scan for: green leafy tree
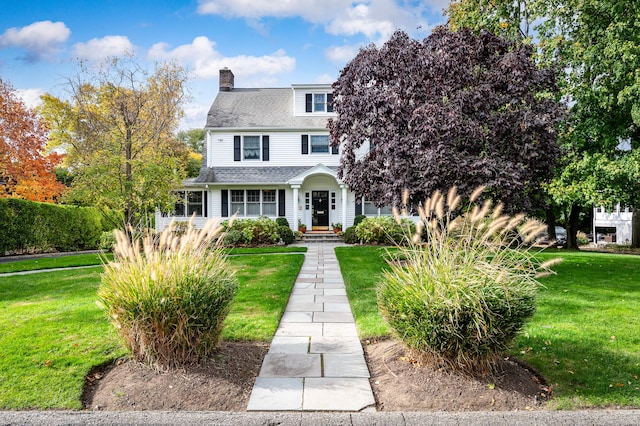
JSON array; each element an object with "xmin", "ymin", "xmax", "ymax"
[
  {"xmin": 177, "ymin": 128, "xmax": 205, "ymax": 153},
  {"xmin": 447, "ymin": 0, "xmax": 640, "ymax": 247},
  {"xmin": 177, "ymin": 129, "xmax": 205, "ymax": 178},
  {"xmin": 40, "ymin": 56, "xmax": 190, "ymax": 231},
  {"xmin": 329, "ymin": 27, "xmax": 563, "ymax": 212}
]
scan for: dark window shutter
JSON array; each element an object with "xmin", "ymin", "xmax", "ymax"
[
  {"xmin": 262, "ymin": 135, "xmax": 269, "ymax": 161},
  {"xmin": 327, "ymin": 93, "xmax": 333, "ymax": 112},
  {"xmin": 278, "ymin": 189, "xmax": 286, "ymax": 217},
  {"xmin": 203, "ymin": 191, "xmax": 208, "ymax": 217},
  {"xmin": 221, "ymin": 189, "xmax": 228, "ymax": 217},
  {"xmin": 305, "ymin": 94, "xmax": 312, "ymax": 112},
  {"xmin": 331, "ymin": 143, "xmax": 339, "ymax": 155},
  {"xmin": 301, "ymin": 135, "xmax": 309, "ymax": 154},
  {"xmin": 355, "ymin": 201, "xmax": 362, "ymax": 216},
  {"xmin": 233, "ymin": 136, "xmax": 241, "ymax": 161}
]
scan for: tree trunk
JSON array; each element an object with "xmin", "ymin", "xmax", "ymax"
[
  {"xmin": 632, "ymin": 209, "xmax": 640, "ymax": 248},
  {"xmin": 545, "ymin": 208, "xmax": 556, "ymax": 240},
  {"xmin": 566, "ymin": 204, "xmax": 581, "ymax": 249}
]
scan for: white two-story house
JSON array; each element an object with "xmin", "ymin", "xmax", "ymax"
[{"xmin": 157, "ymin": 68, "xmax": 382, "ymax": 232}]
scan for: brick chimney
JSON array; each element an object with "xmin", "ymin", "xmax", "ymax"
[{"xmin": 219, "ymin": 68, "xmax": 234, "ymax": 92}]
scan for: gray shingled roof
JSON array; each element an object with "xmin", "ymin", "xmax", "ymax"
[
  {"xmin": 195, "ymin": 166, "xmax": 337, "ymax": 184},
  {"xmin": 204, "ymin": 88, "xmax": 329, "ymax": 129}
]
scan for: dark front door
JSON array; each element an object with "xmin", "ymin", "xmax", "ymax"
[{"xmin": 312, "ymin": 191, "xmax": 329, "ymax": 230}]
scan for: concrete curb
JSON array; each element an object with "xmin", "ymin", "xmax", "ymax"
[{"xmin": 1, "ymin": 409, "xmax": 639, "ymax": 425}]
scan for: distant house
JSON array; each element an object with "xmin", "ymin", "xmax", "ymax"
[
  {"xmin": 157, "ymin": 69, "xmax": 386, "ymax": 232},
  {"xmin": 593, "ymin": 204, "xmax": 633, "ymax": 245}
]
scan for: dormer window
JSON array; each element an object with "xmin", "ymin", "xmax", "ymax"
[{"xmin": 305, "ymin": 93, "xmax": 333, "ymax": 113}]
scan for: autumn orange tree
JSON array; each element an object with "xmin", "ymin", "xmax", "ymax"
[{"xmin": 0, "ymin": 78, "xmax": 65, "ymax": 202}]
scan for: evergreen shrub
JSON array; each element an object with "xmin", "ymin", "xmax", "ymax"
[
  {"xmin": 278, "ymin": 225, "xmax": 295, "ymax": 245},
  {"xmin": 0, "ymin": 198, "xmax": 103, "ymax": 254},
  {"xmin": 343, "ymin": 226, "xmax": 358, "ymax": 244},
  {"xmin": 355, "ymin": 216, "xmax": 415, "ymax": 245},
  {"xmin": 275, "ymin": 217, "xmax": 290, "ymax": 228},
  {"xmin": 222, "ymin": 217, "xmax": 283, "ymax": 246}
]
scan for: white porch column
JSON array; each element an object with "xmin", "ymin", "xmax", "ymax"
[
  {"xmin": 341, "ymin": 184, "xmax": 348, "ymax": 228},
  {"xmin": 292, "ymin": 185, "xmax": 300, "ymax": 230}
]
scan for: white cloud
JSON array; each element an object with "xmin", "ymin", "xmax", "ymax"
[
  {"xmin": 325, "ymin": 3, "xmax": 395, "ymax": 39},
  {"xmin": 180, "ymin": 100, "xmax": 211, "ymax": 130},
  {"xmin": 15, "ymin": 88, "xmax": 45, "ymax": 109},
  {"xmin": 0, "ymin": 21, "xmax": 70, "ymax": 61},
  {"xmin": 147, "ymin": 36, "xmax": 295, "ymax": 81},
  {"xmin": 314, "ymin": 73, "xmax": 335, "ymax": 84},
  {"xmin": 325, "ymin": 43, "xmax": 363, "ymax": 63},
  {"xmin": 197, "ymin": 0, "xmax": 345, "ymax": 21},
  {"xmin": 197, "ymin": 0, "xmax": 436, "ymax": 42},
  {"xmin": 73, "ymin": 36, "xmax": 135, "ymax": 61}
]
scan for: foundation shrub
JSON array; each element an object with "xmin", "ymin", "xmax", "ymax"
[
  {"xmin": 377, "ymin": 187, "xmax": 560, "ymax": 375},
  {"xmin": 353, "ymin": 214, "xmax": 366, "ymax": 227},
  {"xmin": 98, "ymin": 219, "xmax": 237, "ymax": 368},
  {"xmin": 278, "ymin": 225, "xmax": 295, "ymax": 245},
  {"xmin": 275, "ymin": 217, "xmax": 290, "ymax": 228},
  {"xmin": 355, "ymin": 216, "xmax": 415, "ymax": 245},
  {"xmin": 222, "ymin": 217, "xmax": 281, "ymax": 246},
  {"xmin": 343, "ymin": 226, "xmax": 358, "ymax": 244}
]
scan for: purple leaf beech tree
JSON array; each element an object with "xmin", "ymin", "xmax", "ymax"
[{"xmin": 329, "ymin": 27, "xmax": 564, "ymax": 212}]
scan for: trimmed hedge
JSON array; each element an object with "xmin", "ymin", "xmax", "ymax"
[{"xmin": 0, "ymin": 198, "xmax": 104, "ymax": 255}]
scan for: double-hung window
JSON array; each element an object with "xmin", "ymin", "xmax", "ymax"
[
  {"xmin": 305, "ymin": 93, "xmax": 333, "ymax": 113},
  {"xmin": 363, "ymin": 198, "xmax": 392, "ymax": 216},
  {"xmin": 234, "ymin": 135, "xmax": 269, "ymax": 161},
  {"xmin": 243, "ymin": 136, "xmax": 260, "ymax": 160},
  {"xmin": 262, "ymin": 189, "xmax": 277, "ymax": 216},
  {"xmin": 311, "ymin": 135, "xmax": 329, "ymax": 153},
  {"xmin": 229, "ymin": 189, "xmax": 278, "ymax": 217},
  {"xmin": 168, "ymin": 190, "xmax": 206, "ymax": 217},
  {"xmin": 231, "ymin": 190, "xmax": 245, "ymax": 215},
  {"xmin": 302, "ymin": 134, "xmax": 338, "ymax": 155},
  {"xmin": 246, "ymin": 190, "xmax": 261, "ymax": 215}
]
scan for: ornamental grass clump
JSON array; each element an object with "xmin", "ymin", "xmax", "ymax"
[
  {"xmin": 377, "ymin": 187, "xmax": 560, "ymax": 375},
  {"xmin": 98, "ymin": 218, "xmax": 237, "ymax": 368}
]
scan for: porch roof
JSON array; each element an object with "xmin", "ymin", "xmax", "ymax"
[{"xmin": 194, "ymin": 166, "xmax": 339, "ymax": 185}]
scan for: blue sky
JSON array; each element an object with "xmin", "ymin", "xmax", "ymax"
[{"xmin": 0, "ymin": 0, "xmax": 448, "ymax": 130}]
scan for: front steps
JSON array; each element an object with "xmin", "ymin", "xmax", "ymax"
[{"xmin": 299, "ymin": 231, "xmax": 343, "ymax": 243}]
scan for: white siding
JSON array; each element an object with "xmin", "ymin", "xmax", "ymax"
[
  {"xmin": 207, "ymin": 131, "xmax": 341, "ymax": 168},
  {"xmin": 593, "ymin": 204, "xmax": 633, "ymax": 244}
]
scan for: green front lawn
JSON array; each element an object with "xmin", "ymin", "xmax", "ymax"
[
  {"xmin": 0, "ymin": 250, "xmax": 303, "ymax": 409},
  {"xmin": 0, "ymin": 253, "xmax": 111, "ymax": 274},
  {"xmin": 335, "ymin": 246, "xmax": 640, "ymax": 409}
]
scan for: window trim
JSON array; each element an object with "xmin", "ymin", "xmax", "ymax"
[
  {"xmin": 234, "ymin": 134, "xmax": 269, "ymax": 162},
  {"xmin": 228, "ymin": 189, "xmax": 280, "ymax": 217},
  {"xmin": 305, "ymin": 92, "xmax": 333, "ymax": 113},
  {"xmin": 167, "ymin": 190, "xmax": 207, "ymax": 217},
  {"xmin": 362, "ymin": 197, "xmax": 393, "ymax": 216},
  {"xmin": 301, "ymin": 134, "xmax": 337, "ymax": 155},
  {"xmin": 242, "ymin": 135, "xmax": 261, "ymax": 161}
]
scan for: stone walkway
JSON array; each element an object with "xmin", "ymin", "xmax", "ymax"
[{"xmin": 247, "ymin": 242, "xmax": 375, "ymax": 412}]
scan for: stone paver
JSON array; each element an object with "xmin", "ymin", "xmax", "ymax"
[
  {"xmin": 246, "ymin": 378, "xmax": 303, "ymax": 411},
  {"xmin": 303, "ymin": 378, "xmax": 375, "ymax": 411},
  {"xmin": 247, "ymin": 242, "xmax": 375, "ymax": 412}
]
